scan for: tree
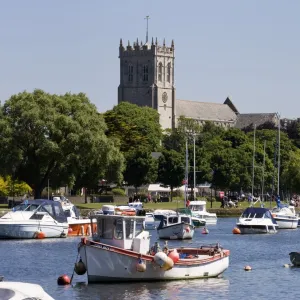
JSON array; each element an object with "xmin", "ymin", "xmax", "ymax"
[
  {"xmin": 158, "ymin": 150, "xmax": 185, "ymax": 201},
  {"xmin": 281, "ymin": 150, "xmax": 300, "ymax": 194},
  {"xmin": 123, "ymin": 147, "xmax": 158, "ymax": 191},
  {"xmin": 284, "ymin": 119, "xmax": 300, "ymax": 148},
  {"xmin": 104, "ymin": 102, "xmax": 162, "ymax": 154},
  {"xmin": 177, "ymin": 116, "xmax": 202, "ymax": 134},
  {"xmin": 0, "ymin": 176, "xmax": 32, "ymax": 197},
  {"xmin": 162, "ymin": 128, "xmax": 186, "ymax": 153},
  {"xmin": 0, "ymin": 90, "xmax": 124, "ymax": 198}
]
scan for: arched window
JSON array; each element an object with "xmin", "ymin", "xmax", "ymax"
[
  {"xmin": 158, "ymin": 62, "xmax": 162, "ymax": 82},
  {"xmin": 143, "ymin": 65, "xmax": 148, "ymax": 82},
  {"xmin": 128, "ymin": 64, "xmax": 133, "ymax": 82},
  {"xmin": 167, "ymin": 63, "xmax": 171, "ymax": 83}
]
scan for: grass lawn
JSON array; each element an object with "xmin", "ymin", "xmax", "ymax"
[{"xmin": 75, "ymin": 200, "xmax": 271, "ymax": 211}]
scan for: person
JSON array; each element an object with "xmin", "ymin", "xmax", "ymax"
[
  {"xmin": 186, "ymin": 199, "xmax": 190, "ymax": 207},
  {"xmin": 147, "ymin": 193, "xmax": 152, "ymax": 203},
  {"xmin": 157, "ymin": 193, "xmax": 161, "ymax": 203}
]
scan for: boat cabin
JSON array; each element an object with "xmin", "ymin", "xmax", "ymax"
[
  {"xmin": 157, "ymin": 214, "xmax": 193, "ymax": 229},
  {"xmin": 12, "ymin": 200, "xmax": 67, "ymax": 223},
  {"xmin": 272, "ymin": 205, "xmax": 296, "ymax": 216},
  {"xmin": 241, "ymin": 207, "xmax": 276, "ymax": 222},
  {"xmin": 189, "ymin": 201, "xmax": 207, "ymax": 212},
  {"xmin": 91, "ymin": 215, "xmax": 150, "ymax": 254}
]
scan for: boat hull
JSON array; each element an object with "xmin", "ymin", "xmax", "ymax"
[
  {"xmin": 68, "ymin": 220, "xmax": 97, "ymax": 236},
  {"xmin": 273, "ymin": 217, "xmax": 298, "ymax": 229},
  {"xmin": 157, "ymin": 223, "xmax": 194, "ymax": 239},
  {"xmin": 192, "ymin": 218, "xmax": 206, "ymax": 227},
  {"xmin": 192, "ymin": 214, "xmax": 217, "ymax": 225},
  {"xmin": 145, "ymin": 223, "xmax": 157, "ymax": 230},
  {"xmin": 0, "ymin": 222, "xmax": 68, "ymax": 239},
  {"xmin": 78, "ymin": 241, "xmax": 229, "ymax": 282},
  {"xmin": 289, "ymin": 252, "xmax": 300, "ymax": 266},
  {"xmin": 237, "ymin": 224, "xmax": 278, "ymax": 234}
]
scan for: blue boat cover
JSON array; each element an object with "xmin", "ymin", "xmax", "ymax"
[
  {"xmin": 242, "ymin": 207, "xmax": 276, "ymax": 224},
  {"xmin": 19, "ymin": 199, "xmax": 67, "ymax": 223}
]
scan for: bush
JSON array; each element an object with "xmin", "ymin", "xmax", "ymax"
[
  {"xmin": 205, "ymin": 197, "xmax": 216, "ymax": 202},
  {"xmin": 111, "ymin": 188, "xmax": 126, "ymax": 196}
]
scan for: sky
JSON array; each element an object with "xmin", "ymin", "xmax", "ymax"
[{"xmin": 0, "ymin": 0, "xmax": 299, "ymax": 118}]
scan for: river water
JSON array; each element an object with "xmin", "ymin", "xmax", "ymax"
[{"xmin": 1, "ymin": 218, "xmax": 299, "ymax": 300}]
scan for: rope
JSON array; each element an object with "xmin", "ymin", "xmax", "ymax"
[{"xmin": 70, "ymin": 251, "xmax": 80, "ymax": 285}]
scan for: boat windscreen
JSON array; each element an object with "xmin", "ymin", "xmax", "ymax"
[
  {"xmin": 181, "ymin": 216, "xmax": 190, "ymax": 224},
  {"xmin": 190, "ymin": 205, "xmax": 204, "ymax": 212},
  {"xmin": 13, "ymin": 204, "xmax": 40, "ymax": 211}
]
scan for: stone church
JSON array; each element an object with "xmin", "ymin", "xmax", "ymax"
[{"xmin": 118, "ymin": 38, "xmax": 278, "ymax": 130}]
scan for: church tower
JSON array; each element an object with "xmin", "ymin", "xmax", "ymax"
[{"xmin": 118, "ymin": 38, "xmax": 176, "ymax": 129}]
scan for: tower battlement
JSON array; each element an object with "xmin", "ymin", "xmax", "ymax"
[{"xmin": 119, "ymin": 38, "xmax": 174, "ymax": 57}]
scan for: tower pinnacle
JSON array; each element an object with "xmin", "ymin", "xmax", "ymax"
[{"xmin": 144, "ymin": 16, "xmax": 150, "ymax": 43}]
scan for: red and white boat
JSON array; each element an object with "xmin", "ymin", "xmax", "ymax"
[{"xmin": 76, "ymin": 214, "xmax": 230, "ymax": 282}]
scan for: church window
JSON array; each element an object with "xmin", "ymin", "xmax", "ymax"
[
  {"xmin": 143, "ymin": 64, "xmax": 148, "ymax": 82},
  {"xmin": 162, "ymin": 92, "xmax": 168, "ymax": 103},
  {"xmin": 158, "ymin": 62, "xmax": 162, "ymax": 81},
  {"xmin": 128, "ymin": 64, "xmax": 133, "ymax": 82},
  {"xmin": 167, "ymin": 63, "xmax": 171, "ymax": 82}
]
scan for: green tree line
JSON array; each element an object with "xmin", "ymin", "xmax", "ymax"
[{"xmin": 1, "ymin": 89, "xmax": 300, "ymax": 199}]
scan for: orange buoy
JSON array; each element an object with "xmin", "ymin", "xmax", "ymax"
[
  {"xmin": 244, "ymin": 265, "xmax": 252, "ymax": 271},
  {"xmin": 57, "ymin": 274, "xmax": 71, "ymax": 285},
  {"xmin": 36, "ymin": 231, "xmax": 46, "ymax": 239},
  {"xmin": 185, "ymin": 227, "xmax": 190, "ymax": 233},
  {"xmin": 168, "ymin": 249, "xmax": 179, "ymax": 263},
  {"xmin": 232, "ymin": 227, "xmax": 241, "ymax": 234}
]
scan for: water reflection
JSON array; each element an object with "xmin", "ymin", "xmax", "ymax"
[{"xmin": 65, "ymin": 277, "xmax": 229, "ymax": 300}]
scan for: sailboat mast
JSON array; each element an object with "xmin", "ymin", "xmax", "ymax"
[
  {"xmin": 261, "ymin": 140, "xmax": 266, "ymax": 202},
  {"xmin": 185, "ymin": 138, "xmax": 189, "ymax": 207},
  {"xmin": 251, "ymin": 125, "xmax": 256, "ymax": 203},
  {"xmin": 277, "ymin": 115, "xmax": 280, "ymax": 196}
]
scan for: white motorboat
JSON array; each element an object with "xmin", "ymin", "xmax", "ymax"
[
  {"xmin": 236, "ymin": 207, "xmax": 278, "ymax": 234},
  {"xmin": 189, "ymin": 201, "xmax": 217, "ymax": 224},
  {"xmin": 0, "ymin": 281, "xmax": 54, "ymax": 300},
  {"xmin": 55, "ymin": 197, "xmax": 97, "ymax": 236},
  {"xmin": 271, "ymin": 204, "xmax": 298, "ymax": 229},
  {"xmin": 0, "ymin": 199, "xmax": 69, "ymax": 239},
  {"xmin": 76, "ymin": 214, "xmax": 230, "ymax": 282},
  {"xmin": 128, "ymin": 201, "xmax": 143, "ymax": 211},
  {"xmin": 153, "ymin": 209, "xmax": 177, "ymax": 219},
  {"xmin": 157, "ymin": 214, "xmax": 195, "ymax": 239},
  {"xmin": 145, "ymin": 212, "xmax": 159, "ymax": 230}
]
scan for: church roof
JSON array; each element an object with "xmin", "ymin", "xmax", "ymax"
[
  {"xmin": 235, "ymin": 113, "xmax": 279, "ymax": 129},
  {"xmin": 175, "ymin": 99, "xmax": 237, "ymax": 123}
]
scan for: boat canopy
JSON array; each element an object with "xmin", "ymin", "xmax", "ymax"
[
  {"xmin": 15, "ymin": 199, "xmax": 67, "ymax": 223},
  {"xmin": 241, "ymin": 207, "xmax": 273, "ymax": 219}
]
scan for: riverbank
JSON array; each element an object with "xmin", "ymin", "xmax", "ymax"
[
  {"xmin": 75, "ymin": 201, "xmax": 292, "ymax": 217},
  {"xmin": 1, "ymin": 201, "xmax": 297, "ymax": 218}
]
